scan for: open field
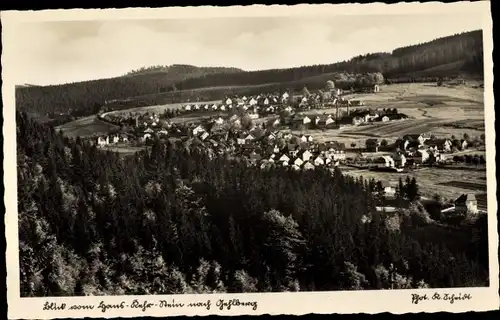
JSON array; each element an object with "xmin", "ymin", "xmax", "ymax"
[
  {"xmin": 292, "ymin": 83, "xmax": 484, "ymax": 145},
  {"xmin": 99, "ymin": 145, "xmax": 148, "ymax": 156},
  {"xmin": 106, "ymin": 100, "xmax": 222, "ymax": 116},
  {"xmin": 55, "ymin": 116, "xmax": 120, "ymax": 138},
  {"xmin": 345, "ymin": 166, "xmax": 487, "ymax": 204}
]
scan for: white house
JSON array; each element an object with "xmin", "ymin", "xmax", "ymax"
[
  {"xmin": 302, "ymin": 150, "xmax": 313, "ymax": 162},
  {"xmin": 249, "ymin": 98, "xmax": 258, "ymax": 106},
  {"xmin": 200, "ymin": 132, "xmax": 209, "ymax": 141},
  {"xmin": 143, "ymin": 133, "xmax": 152, "ymax": 140},
  {"xmin": 282, "ymin": 92, "xmax": 289, "ymax": 101},
  {"xmin": 111, "ymin": 135, "xmax": 120, "ymax": 143},
  {"xmin": 314, "ymin": 116, "xmax": 321, "ymax": 125},
  {"xmin": 212, "ymin": 104, "xmax": 218, "ymax": 110},
  {"xmin": 313, "ymin": 156, "xmax": 325, "ymax": 166},
  {"xmin": 381, "ymin": 155, "xmax": 395, "ymax": 167},
  {"xmin": 272, "ymin": 119, "xmax": 280, "ymax": 127},
  {"xmin": 220, "ymin": 105, "xmax": 226, "ymax": 111},
  {"xmin": 144, "ymin": 128, "xmax": 154, "ymax": 133},
  {"xmin": 352, "ymin": 117, "xmax": 364, "ymax": 125},
  {"xmin": 293, "ymin": 158, "xmax": 304, "ymax": 167},
  {"xmin": 303, "ymin": 162, "xmax": 315, "ymax": 170},
  {"xmin": 331, "ymin": 151, "xmax": 346, "ymax": 161},
  {"xmin": 158, "ymin": 129, "xmax": 169, "ymax": 136},
  {"xmin": 245, "ymin": 134, "xmax": 255, "ymax": 141},
  {"xmin": 300, "ymin": 135, "xmax": 308, "ymax": 143},
  {"xmin": 184, "ymin": 104, "xmax": 192, "ymax": 111},
  {"xmin": 303, "ymin": 116, "xmax": 312, "ymax": 125},
  {"xmin": 193, "ymin": 125, "xmax": 205, "ymax": 136},
  {"xmin": 279, "ymin": 154, "xmax": 290, "ymax": 163},
  {"xmin": 381, "ymin": 116, "xmax": 390, "ymax": 122},
  {"xmin": 194, "ymin": 104, "xmax": 200, "ymax": 110},
  {"xmin": 237, "ymin": 138, "xmax": 246, "ymax": 145},
  {"xmin": 417, "ymin": 149, "xmax": 430, "ymax": 163},
  {"xmin": 226, "ymin": 98, "xmax": 232, "ymax": 105},
  {"xmin": 455, "ymin": 194, "xmax": 478, "ymax": 216},
  {"xmin": 325, "ymin": 117, "xmax": 336, "ymax": 126},
  {"xmin": 214, "ymin": 117, "xmax": 224, "ymax": 125},
  {"xmin": 384, "ymin": 187, "xmax": 396, "ymax": 198},
  {"xmin": 97, "ymin": 136, "xmax": 109, "ymax": 146},
  {"xmin": 292, "ymin": 164, "xmax": 301, "ymax": 171}
]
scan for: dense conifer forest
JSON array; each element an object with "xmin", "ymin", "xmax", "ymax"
[
  {"xmin": 17, "ymin": 112, "xmax": 489, "ymax": 296},
  {"xmin": 16, "ymin": 30, "xmax": 483, "ymax": 118}
]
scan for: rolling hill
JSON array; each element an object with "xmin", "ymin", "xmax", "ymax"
[
  {"xmin": 15, "ymin": 64, "xmax": 244, "ymax": 117},
  {"xmin": 16, "ymin": 30, "xmax": 483, "ymax": 118}
]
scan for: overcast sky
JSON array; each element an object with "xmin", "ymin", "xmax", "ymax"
[{"xmin": 10, "ymin": 14, "xmax": 483, "ymax": 86}]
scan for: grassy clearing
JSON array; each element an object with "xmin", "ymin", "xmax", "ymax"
[
  {"xmin": 100, "ymin": 145, "xmax": 147, "ymax": 155},
  {"xmin": 345, "ymin": 166, "xmax": 487, "ymax": 203},
  {"xmin": 56, "ymin": 116, "xmax": 120, "ymax": 138}
]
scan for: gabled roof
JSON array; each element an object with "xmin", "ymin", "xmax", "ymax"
[{"xmin": 455, "ymin": 193, "xmax": 477, "ymax": 203}]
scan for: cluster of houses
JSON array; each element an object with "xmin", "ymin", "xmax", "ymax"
[
  {"xmin": 185, "ymin": 118, "xmax": 348, "ymax": 171},
  {"xmin": 96, "ymin": 133, "xmax": 129, "ymax": 146},
  {"xmin": 355, "ymin": 132, "xmax": 471, "ymax": 172}
]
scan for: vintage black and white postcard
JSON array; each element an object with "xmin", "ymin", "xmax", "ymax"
[{"xmin": 2, "ymin": 2, "xmax": 498, "ymax": 319}]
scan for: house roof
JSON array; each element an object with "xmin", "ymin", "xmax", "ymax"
[{"xmin": 455, "ymin": 193, "xmax": 477, "ymax": 203}]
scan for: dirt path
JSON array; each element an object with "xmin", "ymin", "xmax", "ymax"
[{"xmin": 418, "ymin": 108, "xmax": 432, "ymax": 118}]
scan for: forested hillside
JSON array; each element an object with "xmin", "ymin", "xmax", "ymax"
[
  {"xmin": 16, "ymin": 30, "xmax": 483, "ymax": 121},
  {"xmin": 17, "ymin": 111, "xmax": 489, "ymax": 296},
  {"xmin": 173, "ymin": 30, "xmax": 483, "ymax": 90},
  {"xmin": 15, "ymin": 65, "xmax": 243, "ymax": 117}
]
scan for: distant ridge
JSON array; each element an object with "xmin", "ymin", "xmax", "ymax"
[
  {"xmin": 16, "ymin": 84, "xmax": 40, "ymax": 88},
  {"xmin": 16, "ymin": 29, "xmax": 483, "ymax": 117}
]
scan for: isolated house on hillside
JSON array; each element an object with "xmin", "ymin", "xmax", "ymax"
[
  {"xmin": 352, "ymin": 116, "xmax": 364, "ymax": 126},
  {"xmin": 455, "ymin": 194, "xmax": 478, "ymax": 216}
]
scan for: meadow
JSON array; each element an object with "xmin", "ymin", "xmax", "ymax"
[
  {"xmin": 290, "ymin": 82, "xmax": 485, "ymax": 146},
  {"xmin": 345, "ymin": 166, "xmax": 487, "ymax": 207},
  {"xmin": 55, "ymin": 115, "xmax": 120, "ymax": 138}
]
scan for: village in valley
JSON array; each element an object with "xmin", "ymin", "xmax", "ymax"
[
  {"xmin": 13, "ymin": 10, "xmax": 491, "ymax": 298},
  {"xmin": 78, "ymin": 77, "xmax": 487, "ymax": 224}
]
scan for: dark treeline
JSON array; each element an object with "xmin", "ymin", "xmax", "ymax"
[
  {"xmin": 124, "ymin": 64, "xmax": 243, "ymax": 77},
  {"xmin": 17, "ymin": 111, "xmax": 488, "ymax": 296},
  {"xmin": 173, "ymin": 30, "xmax": 483, "ymax": 89},
  {"xmin": 17, "ymin": 30, "xmax": 483, "ymax": 118},
  {"xmin": 15, "ymin": 65, "xmax": 242, "ymax": 116}
]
